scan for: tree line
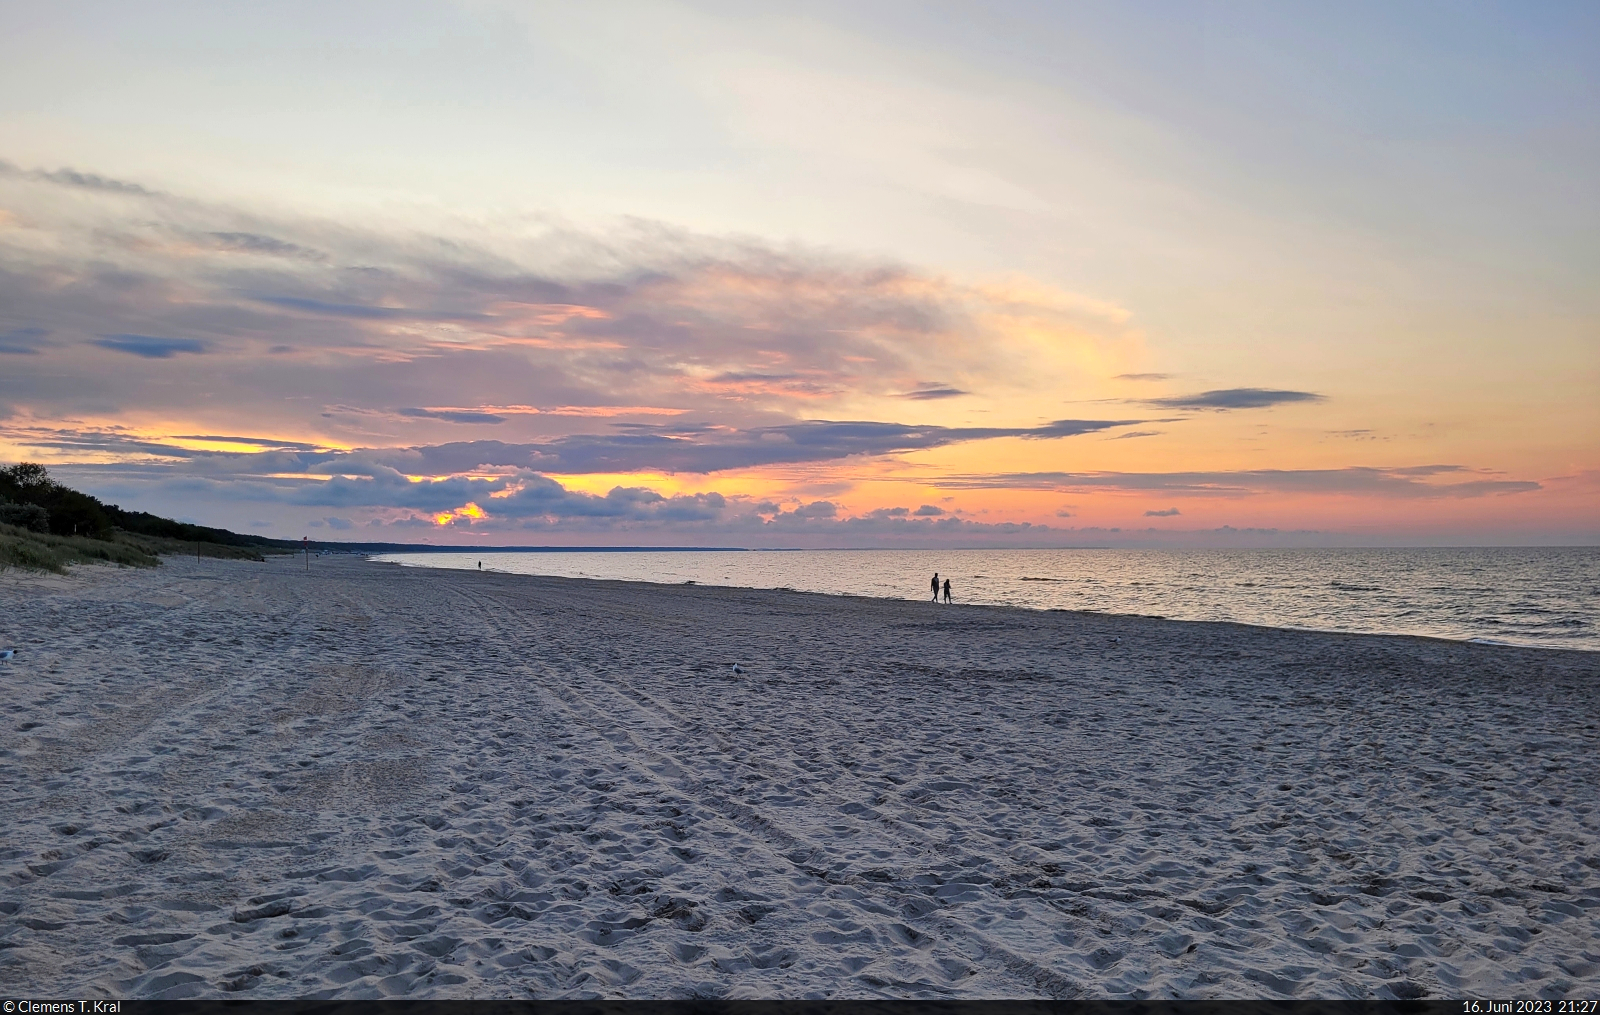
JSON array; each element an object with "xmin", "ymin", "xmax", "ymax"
[{"xmin": 0, "ymin": 463, "xmax": 292, "ymax": 548}]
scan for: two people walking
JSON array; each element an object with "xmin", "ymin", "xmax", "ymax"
[{"xmin": 930, "ymin": 572, "xmax": 952, "ymax": 604}]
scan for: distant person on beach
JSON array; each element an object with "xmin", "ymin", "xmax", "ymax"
[
  {"xmin": 931, "ymin": 572, "xmax": 940, "ymax": 601},
  {"xmin": 478, "ymin": 561, "xmax": 482, "ymax": 570},
  {"xmin": 943, "ymin": 578, "xmax": 952, "ymax": 603}
]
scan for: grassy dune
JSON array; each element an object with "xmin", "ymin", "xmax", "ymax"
[{"xmin": 0, "ymin": 522, "xmax": 281, "ymax": 573}]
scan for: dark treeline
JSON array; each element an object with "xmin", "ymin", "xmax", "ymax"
[{"xmin": 0, "ymin": 462, "xmax": 294, "ymax": 549}]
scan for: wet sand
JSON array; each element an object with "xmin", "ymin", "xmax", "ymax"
[{"xmin": 1, "ymin": 554, "xmax": 1596, "ymax": 999}]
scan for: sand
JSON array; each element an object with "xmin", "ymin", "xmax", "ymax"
[{"xmin": 1, "ymin": 554, "xmax": 1596, "ymax": 1000}]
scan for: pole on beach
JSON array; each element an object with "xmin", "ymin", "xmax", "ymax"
[{"xmin": 303, "ymin": 536, "xmax": 309, "ymax": 572}]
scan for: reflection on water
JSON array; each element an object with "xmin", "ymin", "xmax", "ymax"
[{"xmin": 374, "ymin": 546, "xmax": 1599, "ymax": 651}]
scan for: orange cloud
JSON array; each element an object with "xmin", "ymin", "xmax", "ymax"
[{"xmin": 433, "ymin": 501, "xmax": 487, "ymax": 526}]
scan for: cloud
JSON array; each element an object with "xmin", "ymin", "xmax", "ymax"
[
  {"xmin": 1142, "ymin": 388, "xmax": 1325, "ymax": 410},
  {"xmin": 140, "ymin": 466, "xmax": 736, "ymax": 527},
  {"xmin": 0, "ymin": 327, "xmax": 49, "ymax": 355},
  {"xmin": 0, "ymin": 159, "xmax": 156, "ymax": 196},
  {"xmin": 489, "ymin": 477, "xmax": 731, "ymax": 524},
  {"xmin": 0, "ymin": 161, "xmax": 1565, "ymax": 547},
  {"xmin": 28, "ymin": 423, "xmax": 1540, "ymax": 519},
  {"xmin": 253, "ymin": 295, "xmax": 490, "ymax": 322},
  {"xmin": 900, "ymin": 384, "xmax": 969, "ymax": 400},
  {"xmin": 10, "ymin": 415, "xmax": 1131, "ymax": 479},
  {"xmin": 1107, "ymin": 430, "xmax": 1161, "ymax": 440},
  {"xmin": 171, "ymin": 434, "xmax": 327, "ymax": 452},
  {"xmin": 17, "ymin": 445, "xmax": 1064, "ymax": 541},
  {"xmin": 206, "ymin": 232, "xmax": 326, "ymax": 261},
  {"xmin": 790, "ymin": 500, "xmax": 838, "ymax": 519},
  {"xmin": 1026, "ymin": 420, "xmax": 1135, "ymax": 439},
  {"xmin": 39, "ymin": 168, "xmax": 155, "ymax": 196},
  {"xmin": 1330, "ymin": 429, "xmax": 1386, "ymax": 442},
  {"xmin": 0, "ymin": 425, "xmax": 336, "ymax": 462},
  {"xmin": 938, "ymin": 467, "xmax": 1541, "ymax": 499},
  {"xmin": 0, "ymin": 161, "xmax": 1146, "ymax": 441},
  {"xmin": 0, "ymin": 156, "xmax": 1185, "ymax": 540},
  {"xmin": 93, "ymin": 335, "xmax": 208, "ymax": 358},
  {"xmin": 393, "ymin": 417, "xmax": 1140, "ymax": 474},
  {"xmin": 1, "ymin": 424, "xmax": 236, "ymax": 460},
  {"xmin": 396, "ymin": 407, "xmax": 507, "ymax": 425},
  {"xmin": 1145, "ymin": 507, "xmax": 1181, "ymax": 516},
  {"xmin": 5, "ymin": 414, "xmax": 1139, "ymax": 482},
  {"xmin": 386, "ymin": 404, "xmax": 686, "ymax": 419}
]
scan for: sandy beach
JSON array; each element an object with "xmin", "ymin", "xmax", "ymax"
[{"xmin": 1, "ymin": 555, "xmax": 1596, "ymax": 1000}]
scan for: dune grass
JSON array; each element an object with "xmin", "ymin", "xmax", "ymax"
[
  {"xmin": 0, "ymin": 522, "xmax": 281, "ymax": 574},
  {"xmin": 116, "ymin": 531, "xmax": 280, "ymax": 562}
]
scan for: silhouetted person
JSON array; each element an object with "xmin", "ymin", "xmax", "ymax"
[
  {"xmin": 931, "ymin": 572, "xmax": 940, "ymax": 601},
  {"xmin": 477, "ymin": 561, "xmax": 482, "ymax": 570},
  {"xmin": 943, "ymin": 578, "xmax": 952, "ymax": 603}
]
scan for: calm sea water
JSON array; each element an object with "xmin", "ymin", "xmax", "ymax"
[{"xmin": 373, "ymin": 547, "xmax": 1600, "ymax": 651}]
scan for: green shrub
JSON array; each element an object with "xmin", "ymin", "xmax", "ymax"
[{"xmin": 0, "ymin": 500, "xmax": 49, "ymax": 532}]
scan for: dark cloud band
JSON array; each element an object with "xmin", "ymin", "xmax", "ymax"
[
  {"xmin": 405, "ymin": 418, "xmax": 1139, "ymax": 474},
  {"xmin": 2, "ymin": 416, "xmax": 1139, "ymax": 481},
  {"xmin": 1142, "ymin": 388, "xmax": 1324, "ymax": 410},
  {"xmin": 92, "ymin": 335, "xmax": 208, "ymax": 358}
]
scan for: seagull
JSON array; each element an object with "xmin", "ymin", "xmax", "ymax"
[
  {"xmin": 0, "ymin": 649, "xmax": 15, "ymax": 661},
  {"xmin": 731, "ymin": 663, "xmax": 744, "ymax": 674}
]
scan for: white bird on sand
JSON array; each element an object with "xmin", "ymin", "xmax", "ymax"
[
  {"xmin": 731, "ymin": 663, "xmax": 744, "ymax": 674},
  {"xmin": 0, "ymin": 649, "xmax": 15, "ymax": 661}
]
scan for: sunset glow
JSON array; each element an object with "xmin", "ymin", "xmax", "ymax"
[{"xmin": 1, "ymin": 3, "xmax": 1594, "ymax": 546}]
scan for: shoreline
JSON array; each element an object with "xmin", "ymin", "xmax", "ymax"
[
  {"xmin": 3, "ymin": 554, "xmax": 1597, "ymax": 999},
  {"xmin": 372, "ymin": 553, "xmax": 1600, "ymax": 657}
]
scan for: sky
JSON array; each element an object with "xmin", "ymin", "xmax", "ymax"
[{"xmin": 1, "ymin": 0, "xmax": 1596, "ymax": 547}]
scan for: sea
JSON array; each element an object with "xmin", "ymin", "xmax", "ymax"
[{"xmin": 372, "ymin": 546, "xmax": 1600, "ymax": 652}]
